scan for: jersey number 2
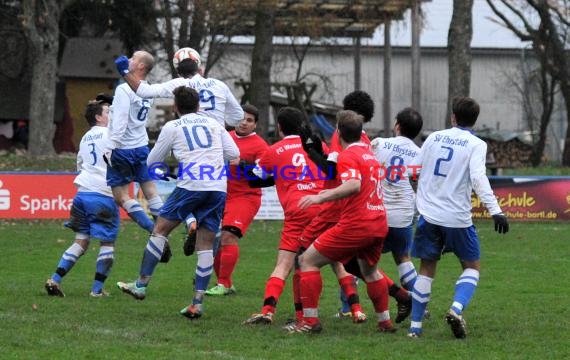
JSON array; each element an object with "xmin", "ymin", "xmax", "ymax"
[{"xmin": 434, "ymin": 146, "xmax": 454, "ymax": 177}]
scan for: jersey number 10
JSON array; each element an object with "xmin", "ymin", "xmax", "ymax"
[{"xmin": 183, "ymin": 125, "xmax": 213, "ymax": 150}]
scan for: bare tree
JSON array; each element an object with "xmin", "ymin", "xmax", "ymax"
[
  {"xmin": 157, "ymin": 0, "xmax": 246, "ymax": 77},
  {"xmin": 446, "ymin": 0, "xmax": 474, "ymax": 128},
  {"xmin": 249, "ymin": 1, "xmax": 276, "ymax": 138},
  {"xmin": 505, "ymin": 56, "xmax": 558, "ymax": 166},
  {"xmin": 20, "ymin": 0, "xmax": 71, "ymax": 157},
  {"xmin": 486, "ymin": 0, "xmax": 570, "ymax": 165}
]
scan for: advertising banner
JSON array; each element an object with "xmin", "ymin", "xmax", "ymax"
[
  {"xmin": 0, "ymin": 172, "xmax": 131, "ymax": 219},
  {"xmin": 1, "ymin": 173, "xmax": 567, "ymax": 221},
  {"xmin": 471, "ymin": 177, "xmax": 570, "ymax": 221}
]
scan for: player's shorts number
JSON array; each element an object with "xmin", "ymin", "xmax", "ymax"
[
  {"xmin": 434, "ymin": 146, "xmax": 454, "ymax": 177},
  {"xmin": 199, "ymin": 90, "xmax": 216, "ymax": 111},
  {"xmin": 183, "ymin": 125, "xmax": 213, "ymax": 150}
]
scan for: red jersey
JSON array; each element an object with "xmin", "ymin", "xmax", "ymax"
[
  {"xmin": 336, "ymin": 142, "xmax": 387, "ymax": 227},
  {"xmin": 257, "ymin": 135, "xmax": 324, "ymax": 219},
  {"xmin": 329, "ymin": 129, "xmax": 371, "ymax": 153},
  {"xmin": 227, "ymin": 131, "xmax": 269, "ymax": 196},
  {"xmin": 318, "ymin": 130, "xmax": 372, "ymax": 221}
]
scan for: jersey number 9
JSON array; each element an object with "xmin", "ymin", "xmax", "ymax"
[{"xmin": 199, "ymin": 90, "xmax": 216, "ymax": 111}]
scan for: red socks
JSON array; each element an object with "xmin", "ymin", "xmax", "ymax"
[
  {"xmin": 300, "ymin": 271, "xmax": 322, "ymax": 325},
  {"xmin": 339, "ymin": 275, "xmax": 363, "ymax": 314},
  {"xmin": 217, "ymin": 244, "xmax": 239, "ymax": 288},
  {"xmin": 261, "ymin": 276, "xmax": 285, "ymax": 314}
]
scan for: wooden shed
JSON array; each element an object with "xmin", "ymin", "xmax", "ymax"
[{"xmin": 58, "ymin": 38, "xmax": 122, "ymax": 147}]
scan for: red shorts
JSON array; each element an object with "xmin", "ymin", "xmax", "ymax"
[
  {"xmin": 222, "ymin": 195, "xmax": 261, "ymax": 237},
  {"xmin": 313, "ymin": 223, "xmax": 386, "ymax": 267},
  {"xmin": 280, "ymin": 206, "xmax": 320, "ymax": 253},
  {"xmin": 299, "ymin": 215, "xmax": 336, "ymax": 248}
]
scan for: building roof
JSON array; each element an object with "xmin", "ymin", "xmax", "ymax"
[
  {"xmin": 59, "ymin": 38, "xmax": 123, "ymax": 79},
  {"xmin": 216, "ymin": 0, "xmax": 430, "ymax": 38}
]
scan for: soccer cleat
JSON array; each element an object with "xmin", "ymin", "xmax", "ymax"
[
  {"xmin": 205, "ymin": 284, "xmax": 236, "ymax": 296},
  {"xmin": 445, "ymin": 309, "xmax": 467, "ymax": 339},
  {"xmin": 242, "ymin": 312, "xmax": 273, "ymax": 325},
  {"xmin": 395, "ymin": 295, "xmax": 412, "ymax": 323},
  {"xmin": 89, "ymin": 290, "xmax": 110, "ymax": 298},
  {"xmin": 116, "ymin": 281, "xmax": 146, "ymax": 300},
  {"xmin": 281, "ymin": 319, "xmax": 298, "ymax": 332},
  {"xmin": 352, "ymin": 310, "xmax": 367, "ymax": 324},
  {"xmin": 160, "ymin": 241, "xmax": 172, "ymax": 263},
  {"xmin": 183, "ymin": 219, "xmax": 198, "ymax": 256},
  {"xmin": 378, "ymin": 325, "xmax": 398, "ymax": 334},
  {"xmin": 333, "ymin": 309, "xmax": 352, "ymax": 319},
  {"xmin": 180, "ymin": 304, "xmax": 203, "ymax": 320},
  {"xmin": 407, "ymin": 331, "xmax": 422, "ymax": 338},
  {"xmin": 45, "ymin": 279, "xmax": 65, "ymax": 297},
  {"xmin": 287, "ymin": 320, "xmax": 323, "ymax": 334}
]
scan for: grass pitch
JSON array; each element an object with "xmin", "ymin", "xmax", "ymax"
[{"xmin": 1, "ymin": 219, "xmax": 569, "ymax": 359}]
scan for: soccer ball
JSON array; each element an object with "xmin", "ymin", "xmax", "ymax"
[{"xmin": 172, "ymin": 47, "xmax": 201, "ymax": 68}]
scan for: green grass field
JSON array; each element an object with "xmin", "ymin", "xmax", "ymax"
[{"xmin": 1, "ymin": 219, "xmax": 569, "ymax": 359}]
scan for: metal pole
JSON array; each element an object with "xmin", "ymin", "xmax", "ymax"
[
  {"xmin": 411, "ymin": 0, "xmax": 421, "ymax": 112},
  {"xmin": 354, "ymin": 36, "xmax": 361, "ymax": 90},
  {"xmin": 383, "ymin": 19, "xmax": 392, "ymax": 137}
]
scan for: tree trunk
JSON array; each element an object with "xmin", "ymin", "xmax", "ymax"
[
  {"xmin": 188, "ymin": 0, "xmax": 206, "ymax": 52},
  {"xmin": 560, "ymin": 82, "xmax": 570, "ymax": 166},
  {"xmin": 249, "ymin": 1, "xmax": 275, "ymax": 138},
  {"xmin": 446, "ymin": 0, "xmax": 474, "ymax": 128},
  {"xmin": 22, "ymin": 0, "xmax": 62, "ymax": 157}
]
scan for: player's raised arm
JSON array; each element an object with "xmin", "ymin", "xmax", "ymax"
[{"xmin": 222, "ymin": 84, "xmax": 245, "ymax": 127}]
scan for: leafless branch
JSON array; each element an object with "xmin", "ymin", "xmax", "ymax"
[{"xmin": 486, "ymin": 0, "xmax": 535, "ymax": 40}]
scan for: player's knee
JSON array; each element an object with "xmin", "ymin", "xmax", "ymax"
[{"xmin": 221, "ymin": 226, "xmax": 242, "ymax": 242}]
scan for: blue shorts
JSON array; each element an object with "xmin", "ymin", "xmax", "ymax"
[
  {"xmin": 159, "ymin": 187, "xmax": 226, "ymax": 233},
  {"xmin": 382, "ymin": 225, "xmax": 413, "ymax": 256},
  {"xmin": 106, "ymin": 146, "xmax": 152, "ymax": 187},
  {"xmin": 411, "ymin": 216, "xmax": 480, "ymax": 262},
  {"xmin": 67, "ymin": 192, "xmax": 120, "ymax": 242}
]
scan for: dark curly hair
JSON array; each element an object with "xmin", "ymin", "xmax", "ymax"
[{"xmin": 342, "ymin": 90, "xmax": 374, "ymax": 123}]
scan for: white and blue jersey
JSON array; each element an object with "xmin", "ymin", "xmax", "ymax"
[
  {"xmin": 135, "ymin": 74, "xmax": 243, "ymax": 127},
  {"xmin": 147, "ymin": 113, "xmax": 240, "ymax": 193},
  {"xmin": 76, "ymin": 126, "xmax": 113, "ymax": 197},
  {"xmin": 107, "ymin": 82, "xmax": 154, "ymax": 187},
  {"xmin": 109, "ymin": 82, "xmax": 153, "ymax": 150},
  {"xmin": 371, "ymin": 136, "xmax": 420, "ymax": 228},
  {"xmin": 148, "ymin": 112, "xmax": 239, "ymax": 230},
  {"xmin": 70, "ymin": 126, "xmax": 119, "ymax": 241},
  {"xmin": 414, "ymin": 126, "xmax": 502, "ymax": 228}
]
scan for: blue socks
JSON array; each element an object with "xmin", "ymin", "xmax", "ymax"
[
  {"xmin": 92, "ymin": 245, "xmax": 114, "ymax": 294},
  {"xmin": 52, "ymin": 242, "xmax": 85, "ymax": 283},
  {"xmin": 451, "ymin": 268, "xmax": 479, "ymax": 315},
  {"xmin": 410, "ymin": 275, "xmax": 433, "ymax": 334},
  {"xmin": 194, "ymin": 250, "xmax": 214, "ymax": 304},
  {"xmin": 139, "ymin": 234, "xmax": 167, "ymax": 281},
  {"xmin": 123, "ymin": 199, "xmax": 154, "ymax": 233}
]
